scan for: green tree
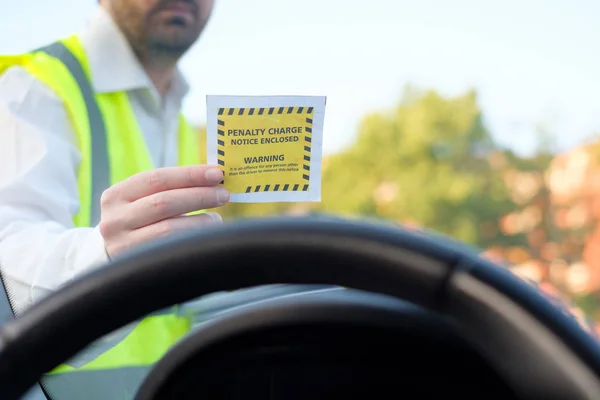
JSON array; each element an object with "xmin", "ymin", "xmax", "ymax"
[
  {"xmin": 205, "ymin": 87, "xmax": 518, "ymax": 249},
  {"xmin": 317, "ymin": 87, "xmax": 517, "ymax": 248}
]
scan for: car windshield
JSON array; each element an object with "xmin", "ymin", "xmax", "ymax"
[{"xmin": 3, "ymin": 1, "xmax": 600, "ymax": 400}]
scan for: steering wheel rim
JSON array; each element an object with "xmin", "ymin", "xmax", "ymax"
[{"xmin": 1, "ymin": 217, "xmax": 600, "ymax": 400}]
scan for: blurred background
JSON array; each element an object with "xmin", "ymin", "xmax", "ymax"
[{"xmin": 3, "ymin": 0, "xmax": 600, "ymax": 330}]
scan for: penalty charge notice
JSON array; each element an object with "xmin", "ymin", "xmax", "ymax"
[{"xmin": 206, "ymin": 95, "xmax": 326, "ymax": 203}]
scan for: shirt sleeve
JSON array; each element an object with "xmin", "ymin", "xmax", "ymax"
[{"xmin": 0, "ymin": 66, "xmax": 110, "ymax": 315}]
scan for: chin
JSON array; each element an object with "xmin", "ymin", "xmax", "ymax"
[
  {"xmin": 148, "ymin": 24, "xmax": 198, "ymax": 50},
  {"xmin": 150, "ymin": 36, "xmax": 197, "ymax": 55}
]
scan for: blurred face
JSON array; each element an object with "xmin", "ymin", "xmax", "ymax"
[{"xmin": 107, "ymin": 0, "xmax": 214, "ymax": 59}]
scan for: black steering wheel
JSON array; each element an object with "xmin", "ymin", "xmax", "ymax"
[{"xmin": 2, "ymin": 217, "xmax": 600, "ymax": 400}]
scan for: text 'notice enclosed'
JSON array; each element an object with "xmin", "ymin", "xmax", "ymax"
[{"xmin": 206, "ymin": 95, "xmax": 326, "ymax": 203}]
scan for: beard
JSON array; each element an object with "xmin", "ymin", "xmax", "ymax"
[
  {"xmin": 113, "ymin": 0, "xmax": 211, "ymax": 62},
  {"xmin": 146, "ymin": 0, "xmax": 204, "ymax": 55}
]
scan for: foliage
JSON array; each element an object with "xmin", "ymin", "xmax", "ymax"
[
  {"xmin": 197, "ymin": 85, "xmax": 600, "ymax": 325},
  {"xmin": 209, "ymin": 87, "xmax": 520, "ymax": 249}
]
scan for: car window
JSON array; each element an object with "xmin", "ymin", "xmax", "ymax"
[{"xmin": 2, "ymin": 1, "xmax": 600, "ymax": 399}]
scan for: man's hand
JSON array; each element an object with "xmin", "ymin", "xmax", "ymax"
[{"xmin": 98, "ymin": 165, "xmax": 229, "ymax": 258}]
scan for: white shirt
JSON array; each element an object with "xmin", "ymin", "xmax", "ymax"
[{"xmin": 0, "ymin": 6, "xmax": 190, "ymax": 314}]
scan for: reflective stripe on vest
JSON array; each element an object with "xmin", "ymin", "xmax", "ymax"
[
  {"xmin": 0, "ymin": 34, "xmax": 202, "ymax": 375},
  {"xmin": 36, "ymin": 42, "xmax": 110, "ymax": 226}
]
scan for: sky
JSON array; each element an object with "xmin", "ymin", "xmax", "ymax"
[{"xmin": 2, "ymin": 0, "xmax": 600, "ymax": 156}]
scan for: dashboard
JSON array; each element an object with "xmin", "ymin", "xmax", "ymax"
[{"xmin": 135, "ymin": 288, "xmax": 517, "ymax": 399}]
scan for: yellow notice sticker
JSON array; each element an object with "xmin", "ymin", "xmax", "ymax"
[{"xmin": 206, "ymin": 95, "xmax": 326, "ymax": 202}]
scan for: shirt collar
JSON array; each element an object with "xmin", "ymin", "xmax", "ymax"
[{"xmin": 78, "ymin": 6, "xmax": 190, "ymax": 100}]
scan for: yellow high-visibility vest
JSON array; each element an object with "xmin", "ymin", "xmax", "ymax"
[{"xmin": 0, "ymin": 34, "xmax": 204, "ymax": 374}]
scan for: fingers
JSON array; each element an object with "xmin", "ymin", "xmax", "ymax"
[
  {"xmin": 124, "ymin": 186, "xmax": 230, "ymax": 229},
  {"xmin": 129, "ymin": 212, "xmax": 223, "ymax": 249},
  {"xmin": 108, "ymin": 165, "xmax": 224, "ymax": 202},
  {"xmin": 99, "ymin": 164, "xmax": 229, "ymax": 259}
]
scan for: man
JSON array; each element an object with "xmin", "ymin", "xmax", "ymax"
[
  {"xmin": 0, "ymin": 0, "xmax": 227, "ymax": 310},
  {"xmin": 0, "ymin": 0, "xmax": 227, "ymax": 387}
]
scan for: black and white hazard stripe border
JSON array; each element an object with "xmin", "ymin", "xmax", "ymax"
[{"xmin": 217, "ymin": 107, "xmax": 314, "ymax": 193}]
